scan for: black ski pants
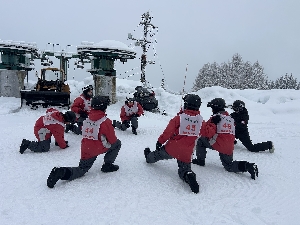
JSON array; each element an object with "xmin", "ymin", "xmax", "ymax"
[
  {"xmin": 196, "ymin": 137, "xmax": 246, "ymax": 173},
  {"xmin": 62, "ymin": 139, "xmax": 121, "ymax": 181},
  {"xmin": 236, "ymin": 129, "xmax": 270, "ymax": 152},
  {"xmin": 27, "ymin": 139, "xmax": 51, "ymax": 153},
  {"xmin": 115, "ymin": 117, "xmax": 138, "ymax": 131},
  {"xmin": 146, "ymin": 146, "xmax": 193, "ymax": 181}
]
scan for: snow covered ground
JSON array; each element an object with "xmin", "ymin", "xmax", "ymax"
[{"xmin": 0, "ymin": 77, "xmax": 300, "ymax": 225}]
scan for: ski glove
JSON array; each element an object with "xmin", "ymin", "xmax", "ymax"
[
  {"xmin": 211, "ymin": 115, "xmax": 221, "ymax": 125},
  {"xmin": 156, "ymin": 141, "xmax": 162, "ymax": 151},
  {"xmin": 79, "ymin": 110, "xmax": 88, "ymax": 119},
  {"xmin": 131, "ymin": 113, "xmax": 139, "ymax": 118}
]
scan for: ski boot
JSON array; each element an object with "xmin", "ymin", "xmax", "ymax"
[
  {"xmin": 185, "ymin": 171, "xmax": 199, "ymax": 194},
  {"xmin": 192, "ymin": 158, "xmax": 205, "ymax": 166},
  {"xmin": 246, "ymin": 163, "xmax": 259, "ymax": 180},
  {"xmin": 268, "ymin": 141, "xmax": 275, "ymax": 153},
  {"xmin": 101, "ymin": 163, "xmax": 119, "ymax": 173},
  {"xmin": 144, "ymin": 148, "xmax": 151, "ymax": 162},
  {"xmin": 20, "ymin": 139, "xmax": 31, "ymax": 154},
  {"xmin": 132, "ymin": 127, "xmax": 137, "ymax": 135},
  {"xmin": 47, "ymin": 167, "xmax": 66, "ymax": 188}
]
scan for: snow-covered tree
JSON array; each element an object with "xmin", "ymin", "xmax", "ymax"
[
  {"xmin": 274, "ymin": 73, "xmax": 298, "ymax": 89},
  {"xmin": 192, "ymin": 53, "xmax": 269, "ymax": 90}
]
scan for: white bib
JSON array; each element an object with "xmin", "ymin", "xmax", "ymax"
[
  {"xmin": 80, "ymin": 96, "xmax": 91, "ymax": 111},
  {"xmin": 124, "ymin": 102, "xmax": 138, "ymax": 116},
  {"xmin": 179, "ymin": 113, "xmax": 203, "ymax": 136},
  {"xmin": 82, "ymin": 117, "xmax": 107, "ymax": 140},
  {"xmin": 216, "ymin": 114, "xmax": 235, "ymax": 135},
  {"xmin": 43, "ymin": 111, "xmax": 64, "ymax": 127}
]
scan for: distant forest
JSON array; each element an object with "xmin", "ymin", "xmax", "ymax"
[{"xmin": 192, "ymin": 53, "xmax": 300, "ymax": 91}]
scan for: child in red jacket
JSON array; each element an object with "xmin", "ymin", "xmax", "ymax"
[
  {"xmin": 47, "ymin": 95, "xmax": 121, "ymax": 188},
  {"xmin": 192, "ymin": 98, "xmax": 259, "ymax": 180},
  {"xmin": 19, "ymin": 109, "xmax": 76, "ymax": 154},
  {"xmin": 144, "ymin": 94, "xmax": 212, "ymax": 193},
  {"xmin": 113, "ymin": 98, "xmax": 144, "ymax": 135},
  {"xmin": 67, "ymin": 85, "xmax": 93, "ymax": 134}
]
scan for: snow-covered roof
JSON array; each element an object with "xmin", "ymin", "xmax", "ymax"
[
  {"xmin": 0, "ymin": 40, "xmax": 38, "ymax": 53},
  {"xmin": 77, "ymin": 40, "xmax": 136, "ymax": 59}
]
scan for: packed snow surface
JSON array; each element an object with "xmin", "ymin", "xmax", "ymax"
[{"xmin": 0, "ymin": 77, "xmax": 299, "ymax": 225}]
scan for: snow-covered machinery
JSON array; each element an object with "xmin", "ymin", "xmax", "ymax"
[{"xmin": 20, "ymin": 67, "xmax": 70, "ymax": 108}]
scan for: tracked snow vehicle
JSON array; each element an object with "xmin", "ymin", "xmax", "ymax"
[
  {"xmin": 20, "ymin": 67, "xmax": 70, "ymax": 108},
  {"xmin": 133, "ymin": 86, "xmax": 158, "ymax": 111}
]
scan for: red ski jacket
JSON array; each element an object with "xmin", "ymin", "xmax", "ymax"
[
  {"xmin": 120, "ymin": 102, "xmax": 144, "ymax": 122},
  {"xmin": 205, "ymin": 111, "xmax": 235, "ymax": 155},
  {"xmin": 158, "ymin": 109, "xmax": 215, "ymax": 163},
  {"xmin": 71, "ymin": 94, "xmax": 91, "ymax": 118},
  {"xmin": 81, "ymin": 109, "xmax": 118, "ymax": 160},
  {"xmin": 34, "ymin": 108, "xmax": 67, "ymax": 149}
]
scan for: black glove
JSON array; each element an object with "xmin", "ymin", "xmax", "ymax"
[
  {"xmin": 79, "ymin": 110, "xmax": 88, "ymax": 118},
  {"xmin": 156, "ymin": 141, "xmax": 162, "ymax": 151},
  {"xmin": 131, "ymin": 113, "xmax": 139, "ymax": 118},
  {"xmin": 123, "ymin": 120, "xmax": 130, "ymax": 128},
  {"xmin": 211, "ymin": 115, "xmax": 221, "ymax": 125},
  {"xmin": 234, "ymin": 140, "xmax": 237, "ymax": 145}
]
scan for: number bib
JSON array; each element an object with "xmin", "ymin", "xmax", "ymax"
[
  {"xmin": 179, "ymin": 113, "xmax": 203, "ymax": 136},
  {"xmin": 43, "ymin": 112, "xmax": 64, "ymax": 127},
  {"xmin": 124, "ymin": 102, "xmax": 138, "ymax": 116},
  {"xmin": 216, "ymin": 114, "xmax": 235, "ymax": 135},
  {"xmin": 82, "ymin": 117, "xmax": 107, "ymax": 140},
  {"xmin": 80, "ymin": 96, "xmax": 91, "ymax": 111}
]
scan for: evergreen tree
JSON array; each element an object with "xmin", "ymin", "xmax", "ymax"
[
  {"xmin": 274, "ymin": 73, "xmax": 298, "ymax": 89},
  {"xmin": 192, "ymin": 53, "xmax": 269, "ymax": 90}
]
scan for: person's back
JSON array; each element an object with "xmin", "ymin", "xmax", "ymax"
[
  {"xmin": 193, "ymin": 97, "xmax": 259, "ymax": 180},
  {"xmin": 144, "ymin": 94, "xmax": 204, "ymax": 193}
]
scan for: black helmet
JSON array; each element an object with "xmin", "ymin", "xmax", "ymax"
[
  {"xmin": 91, "ymin": 95, "xmax": 110, "ymax": 111},
  {"xmin": 232, "ymin": 100, "xmax": 245, "ymax": 112},
  {"xmin": 63, "ymin": 111, "xmax": 76, "ymax": 123},
  {"xmin": 207, "ymin": 98, "xmax": 226, "ymax": 110},
  {"xmin": 182, "ymin": 94, "xmax": 191, "ymax": 101},
  {"xmin": 125, "ymin": 97, "xmax": 134, "ymax": 104},
  {"xmin": 183, "ymin": 94, "xmax": 202, "ymax": 110},
  {"xmin": 82, "ymin": 85, "xmax": 93, "ymax": 98}
]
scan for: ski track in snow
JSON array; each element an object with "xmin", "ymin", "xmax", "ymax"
[{"xmin": 1, "ymin": 84, "xmax": 300, "ymax": 225}]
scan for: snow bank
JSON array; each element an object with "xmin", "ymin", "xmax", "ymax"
[{"xmin": 5, "ymin": 78, "xmax": 300, "ymax": 122}]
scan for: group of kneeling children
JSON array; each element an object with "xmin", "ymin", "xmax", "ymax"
[{"xmin": 19, "ymin": 85, "xmax": 274, "ymax": 193}]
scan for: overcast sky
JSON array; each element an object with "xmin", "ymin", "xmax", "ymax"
[{"xmin": 1, "ymin": 0, "xmax": 299, "ymax": 91}]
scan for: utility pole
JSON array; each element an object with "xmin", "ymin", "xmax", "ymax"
[{"xmin": 128, "ymin": 11, "xmax": 157, "ymax": 87}]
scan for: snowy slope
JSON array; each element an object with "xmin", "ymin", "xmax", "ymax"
[{"xmin": 0, "ymin": 77, "xmax": 300, "ymax": 225}]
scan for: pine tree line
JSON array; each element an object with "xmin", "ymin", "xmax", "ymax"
[{"xmin": 192, "ymin": 53, "xmax": 300, "ymax": 91}]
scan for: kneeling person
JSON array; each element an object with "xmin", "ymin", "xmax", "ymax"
[
  {"xmin": 47, "ymin": 95, "xmax": 121, "ymax": 188},
  {"xmin": 193, "ymin": 98, "xmax": 259, "ymax": 180},
  {"xmin": 19, "ymin": 109, "xmax": 76, "ymax": 154},
  {"xmin": 230, "ymin": 100, "xmax": 274, "ymax": 153},
  {"xmin": 113, "ymin": 98, "xmax": 144, "ymax": 135},
  {"xmin": 144, "ymin": 94, "xmax": 206, "ymax": 194}
]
